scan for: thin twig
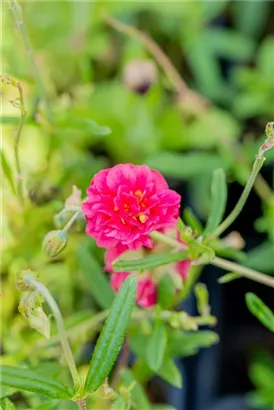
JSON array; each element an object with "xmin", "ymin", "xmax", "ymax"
[
  {"xmin": 212, "ymin": 257, "xmax": 274, "ymax": 288},
  {"xmin": 25, "ymin": 276, "xmax": 81, "ymax": 386},
  {"xmin": 8, "ymin": 0, "xmax": 54, "ymax": 125},
  {"xmin": 1, "ymin": 75, "xmax": 26, "ymax": 205},
  {"xmin": 104, "ymin": 14, "xmax": 207, "ymax": 111},
  {"xmin": 149, "ymin": 232, "xmax": 274, "ymax": 288}
]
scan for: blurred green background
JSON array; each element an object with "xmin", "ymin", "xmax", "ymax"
[{"xmin": 1, "ymin": 1, "xmax": 274, "ymax": 409}]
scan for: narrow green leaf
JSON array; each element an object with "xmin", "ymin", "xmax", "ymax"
[
  {"xmin": 183, "ymin": 208, "xmax": 203, "ymax": 234},
  {"xmin": 113, "ymin": 251, "xmax": 188, "ymax": 272},
  {"xmin": 85, "ymin": 276, "xmax": 137, "ymax": 393},
  {"xmin": 111, "ymin": 396, "xmax": 127, "ymax": 410},
  {"xmin": 167, "ymin": 330, "xmax": 219, "ymax": 357},
  {"xmin": 1, "ymin": 366, "xmax": 73, "ymax": 399},
  {"xmin": 204, "ymin": 168, "xmax": 227, "ymax": 234},
  {"xmin": 147, "ymin": 152, "xmax": 224, "ymax": 180},
  {"xmin": 194, "ymin": 283, "xmax": 210, "ymax": 316},
  {"xmin": 218, "ymin": 272, "xmax": 241, "ymax": 284},
  {"xmin": 0, "ymin": 397, "xmax": 16, "ymax": 410},
  {"xmin": 158, "ymin": 274, "xmax": 176, "ymax": 309},
  {"xmin": 77, "ymin": 245, "xmax": 114, "ymax": 309},
  {"xmin": 146, "ymin": 321, "xmax": 167, "ymax": 371},
  {"xmin": 1, "ymin": 150, "xmax": 16, "ymax": 195},
  {"xmin": 246, "ymin": 293, "xmax": 274, "ymax": 332},
  {"xmin": 121, "ymin": 369, "xmax": 151, "ymax": 410},
  {"xmin": 157, "ymin": 359, "xmax": 182, "ymax": 388}
]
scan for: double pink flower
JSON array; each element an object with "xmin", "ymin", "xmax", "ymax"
[{"xmin": 82, "ymin": 164, "xmax": 190, "ymax": 308}]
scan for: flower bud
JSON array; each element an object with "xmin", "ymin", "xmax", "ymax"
[
  {"xmin": 19, "ymin": 293, "xmax": 50, "ymax": 339},
  {"xmin": 28, "ymin": 307, "xmax": 50, "ymax": 339},
  {"xmin": 123, "ymin": 59, "xmax": 158, "ymax": 94},
  {"xmin": 42, "ymin": 230, "xmax": 68, "ymax": 257},
  {"xmin": 16, "ymin": 270, "xmax": 37, "ymax": 292}
]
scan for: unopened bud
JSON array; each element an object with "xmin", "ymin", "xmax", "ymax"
[
  {"xmin": 19, "ymin": 293, "xmax": 50, "ymax": 339},
  {"xmin": 42, "ymin": 230, "xmax": 68, "ymax": 257},
  {"xmin": 16, "ymin": 270, "xmax": 37, "ymax": 292},
  {"xmin": 194, "ymin": 283, "xmax": 210, "ymax": 316},
  {"xmin": 265, "ymin": 122, "xmax": 274, "ymax": 139},
  {"xmin": 65, "ymin": 185, "xmax": 82, "ymax": 207},
  {"xmin": 28, "ymin": 307, "xmax": 50, "ymax": 339},
  {"xmin": 123, "ymin": 59, "xmax": 157, "ymax": 94},
  {"xmin": 1, "ymin": 74, "xmax": 14, "ymax": 85},
  {"xmin": 223, "ymin": 231, "xmax": 245, "ymax": 250}
]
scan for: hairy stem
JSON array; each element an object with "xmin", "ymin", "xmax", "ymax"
[
  {"xmin": 9, "ymin": 0, "xmax": 54, "ymax": 125},
  {"xmin": 63, "ymin": 210, "xmax": 82, "ymax": 232},
  {"xmin": 25, "ymin": 276, "xmax": 81, "ymax": 386},
  {"xmin": 150, "ymin": 231, "xmax": 274, "ymax": 288},
  {"xmin": 77, "ymin": 399, "xmax": 87, "ymax": 410},
  {"xmin": 212, "ymin": 257, "xmax": 274, "ymax": 288},
  {"xmin": 13, "ymin": 81, "xmax": 26, "ymax": 206},
  {"xmin": 213, "ymin": 155, "xmax": 265, "ymax": 237}
]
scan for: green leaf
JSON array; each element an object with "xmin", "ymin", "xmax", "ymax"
[
  {"xmin": 183, "ymin": 208, "xmax": 203, "ymax": 234},
  {"xmin": 146, "ymin": 321, "xmax": 167, "ymax": 371},
  {"xmin": 157, "ymin": 359, "xmax": 182, "ymax": 388},
  {"xmin": 0, "ymin": 397, "xmax": 16, "ymax": 410},
  {"xmin": 158, "ymin": 274, "xmax": 176, "ymax": 309},
  {"xmin": 246, "ymin": 293, "xmax": 274, "ymax": 332},
  {"xmin": 147, "ymin": 152, "xmax": 224, "ymax": 180},
  {"xmin": 111, "ymin": 396, "xmax": 127, "ymax": 410},
  {"xmin": 83, "ymin": 119, "xmax": 112, "ymax": 137},
  {"xmin": 186, "ymin": 34, "xmax": 227, "ymax": 101},
  {"xmin": 218, "ymin": 272, "xmax": 241, "ymax": 284},
  {"xmin": 205, "ymin": 28, "xmax": 255, "ymax": 61},
  {"xmin": 77, "ymin": 245, "xmax": 114, "ymax": 309},
  {"xmin": 121, "ymin": 369, "xmax": 151, "ymax": 410},
  {"xmin": 1, "ymin": 150, "xmax": 16, "ymax": 195},
  {"xmin": 194, "ymin": 283, "xmax": 210, "ymax": 316},
  {"xmin": 244, "ymin": 242, "xmax": 274, "ymax": 274},
  {"xmin": 113, "ymin": 251, "xmax": 188, "ymax": 272},
  {"xmin": 1, "ymin": 366, "xmax": 73, "ymax": 399},
  {"xmin": 233, "ymin": 1, "xmax": 271, "ymax": 39},
  {"xmin": 257, "ymin": 36, "xmax": 274, "ymax": 84},
  {"xmin": 85, "ymin": 276, "xmax": 137, "ymax": 393},
  {"xmin": 167, "ymin": 330, "xmax": 219, "ymax": 357},
  {"xmin": 204, "ymin": 169, "xmax": 227, "ymax": 234}
]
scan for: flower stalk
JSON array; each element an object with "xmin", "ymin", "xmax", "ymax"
[
  {"xmin": 8, "ymin": 0, "xmax": 54, "ymax": 126},
  {"xmin": 24, "ymin": 275, "xmax": 81, "ymax": 387},
  {"xmin": 1, "ymin": 75, "xmax": 26, "ymax": 205},
  {"xmin": 149, "ymin": 231, "xmax": 274, "ymax": 288}
]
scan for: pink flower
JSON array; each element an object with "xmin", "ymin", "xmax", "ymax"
[
  {"xmin": 82, "ymin": 164, "xmax": 181, "ymax": 250},
  {"xmin": 105, "ymin": 228, "xmax": 190, "ymax": 308},
  {"xmin": 111, "ymin": 272, "xmax": 157, "ymax": 308}
]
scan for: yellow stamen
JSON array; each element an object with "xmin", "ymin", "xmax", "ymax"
[{"xmin": 138, "ymin": 214, "xmax": 147, "ymax": 223}]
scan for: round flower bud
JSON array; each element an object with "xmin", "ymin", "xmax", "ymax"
[
  {"xmin": 42, "ymin": 230, "xmax": 68, "ymax": 258},
  {"xmin": 123, "ymin": 59, "xmax": 158, "ymax": 94}
]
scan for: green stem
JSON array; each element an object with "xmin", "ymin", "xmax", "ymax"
[
  {"xmin": 213, "ymin": 155, "xmax": 265, "ymax": 237},
  {"xmin": 8, "ymin": 0, "xmax": 54, "ymax": 125},
  {"xmin": 63, "ymin": 210, "xmax": 82, "ymax": 232},
  {"xmin": 150, "ymin": 230, "xmax": 274, "ymax": 288},
  {"xmin": 25, "ymin": 276, "xmax": 81, "ymax": 386},
  {"xmin": 150, "ymin": 231, "xmax": 188, "ymax": 249},
  {"xmin": 212, "ymin": 257, "xmax": 274, "ymax": 288},
  {"xmin": 14, "ymin": 81, "xmax": 26, "ymax": 206},
  {"xmin": 77, "ymin": 399, "xmax": 87, "ymax": 410}
]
